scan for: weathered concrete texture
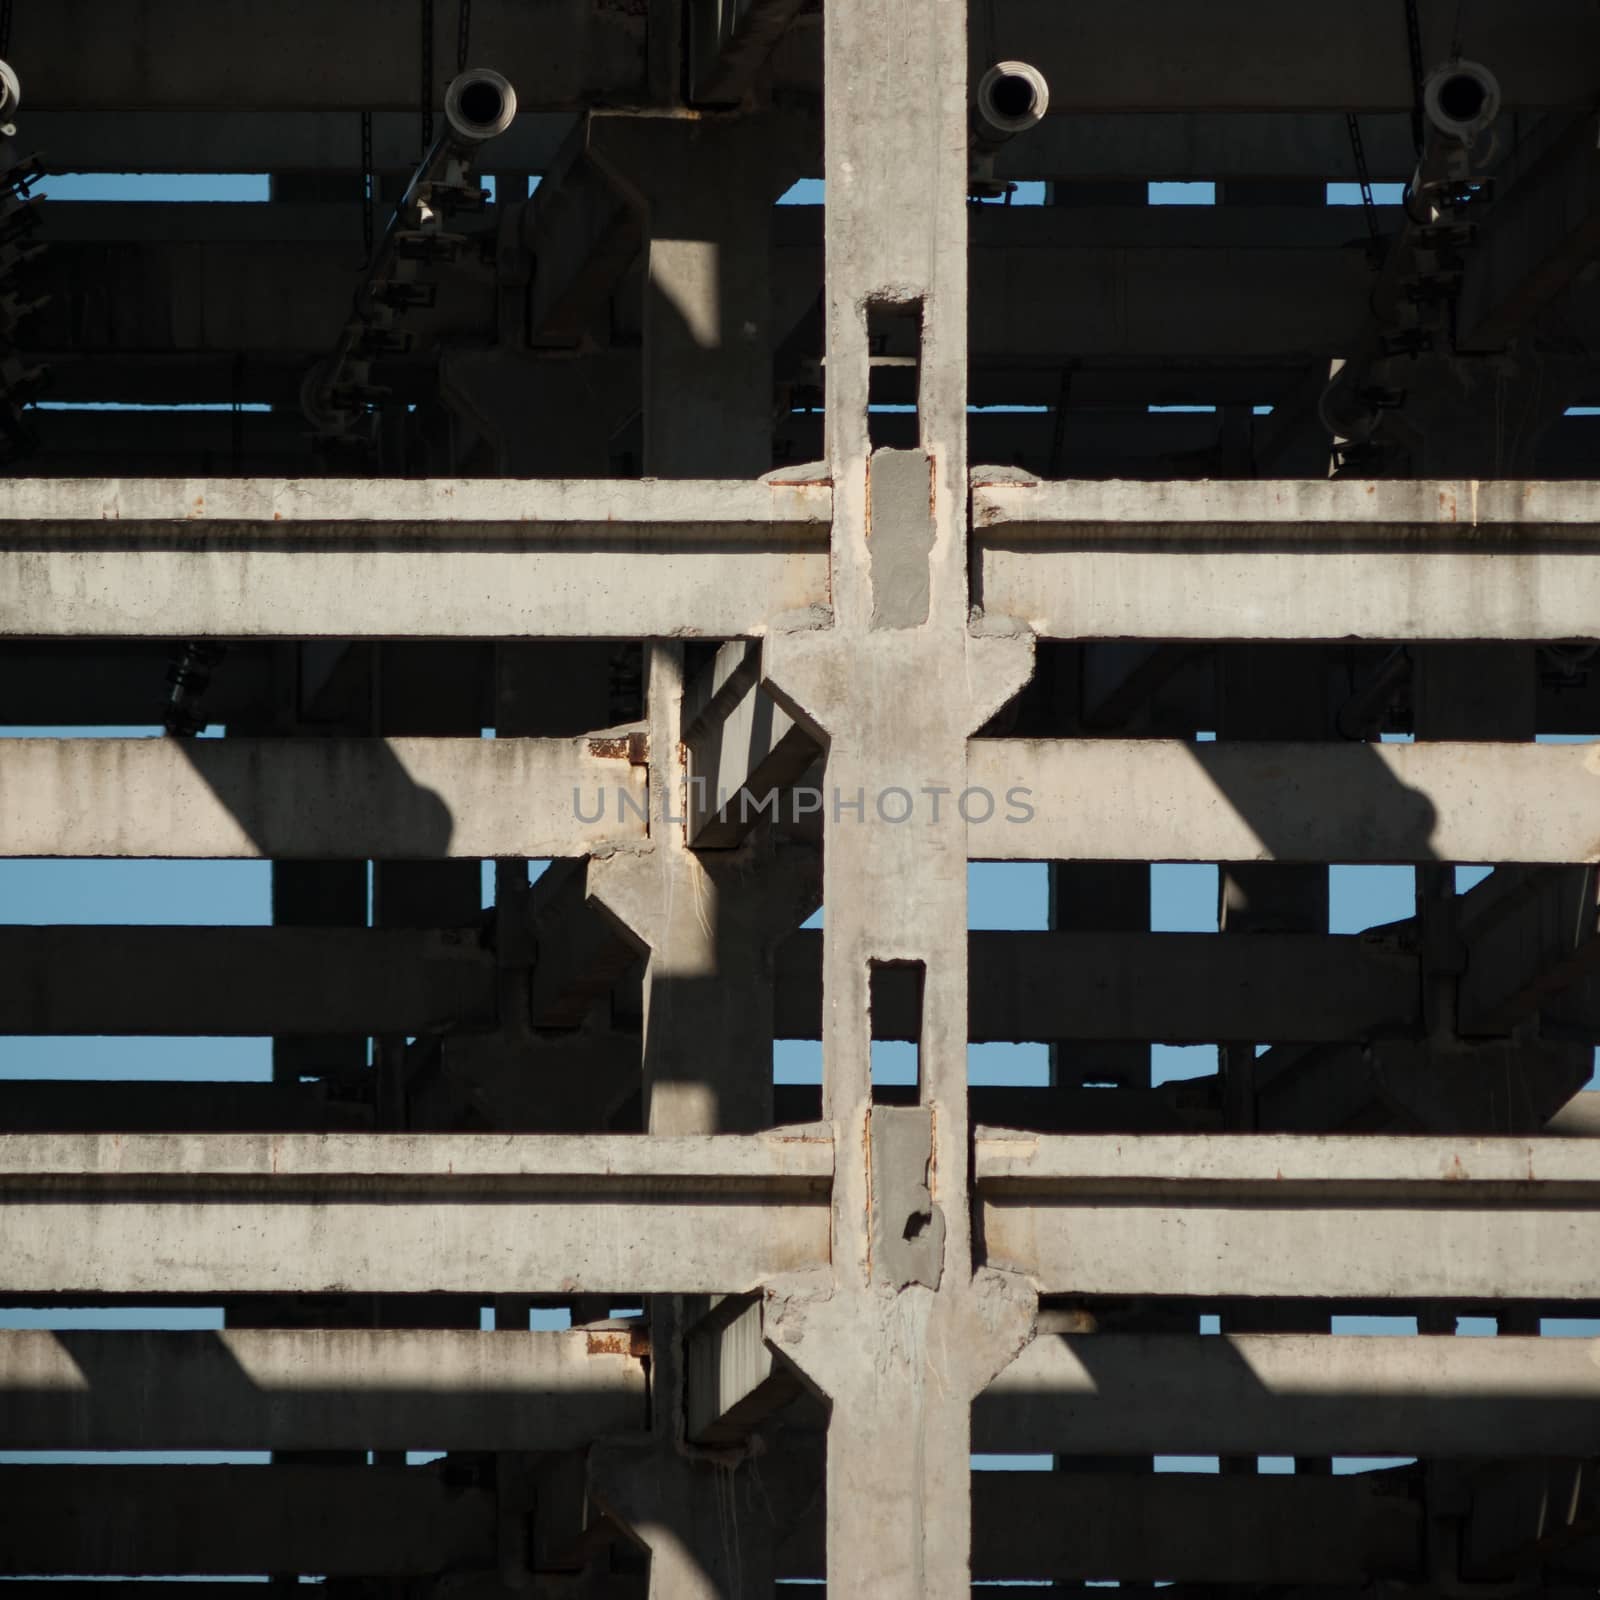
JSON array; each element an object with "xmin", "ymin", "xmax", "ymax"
[
  {"xmin": 0, "ymin": 735, "xmax": 644, "ymax": 859},
  {"xmin": 0, "ymin": 1132, "xmax": 832, "ymax": 1295},
  {"xmin": 0, "ymin": 477, "xmax": 831, "ymax": 638},
  {"xmin": 589, "ymin": 643, "xmax": 820, "ymax": 1136},
  {"xmin": 752, "ymin": 0, "xmax": 1046, "ymax": 1592},
  {"xmin": 978, "ymin": 1332, "xmax": 1600, "ymax": 1458},
  {"xmin": 974, "ymin": 477, "xmax": 1600, "ymax": 640},
  {"xmin": 868, "ymin": 448, "xmax": 936, "ymax": 629},
  {"xmin": 968, "ymin": 738, "xmax": 1600, "ymax": 864},
  {"xmin": 976, "ymin": 1132, "xmax": 1600, "ymax": 1298},
  {"xmin": 0, "ymin": 1327, "xmax": 646, "ymax": 1450}
]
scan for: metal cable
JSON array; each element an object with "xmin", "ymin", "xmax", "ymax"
[
  {"xmin": 360, "ymin": 110, "xmax": 374, "ymax": 263},
  {"xmin": 420, "ymin": 0, "xmax": 435, "ymax": 153},
  {"xmin": 1403, "ymin": 0, "xmax": 1426, "ymax": 154},
  {"xmin": 456, "ymin": 0, "xmax": 471, "ymax": 72},
  {"xmin": 1345, "ymin": 112, "xmax": 1383, "ymax": 263}
]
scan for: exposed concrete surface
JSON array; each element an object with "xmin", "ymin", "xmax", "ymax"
[
  {"xmin": 974, "ymin": 477, "xmax": 1600, "ymax": 640},
  {"xmin": 976, "ymin": 1132, "xmax": 1600, "ymax": 1298},
  {"xmin": 978, "ymin": 1332, "xmax": 1600, "ymax": 1458},
  {"xmin": 0, "ymin": 476, "xmax": 831, "ymax": 638},
  {"xmin": 0, "ymin": 735, "xmax": 645, "ymax": 858},
  {"xmin": 0, "ymin": 1327, "xmax": 647, "ymax": 1450},
  {"xmin": 968, "ymin": 737, "xmax": 1600, "ymax": 864},
  {"xmin": 868, "ymin": 448, "xmax": 935, "ymax": 629}
]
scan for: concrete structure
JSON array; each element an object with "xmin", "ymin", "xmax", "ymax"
[{"xmin": 2, "ymin": 1, "xmax": 1600, "ymax": 1594}]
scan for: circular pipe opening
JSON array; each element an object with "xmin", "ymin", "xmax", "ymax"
[
  {"xmin": 988, "ymin": 73, "xmax": 1037, "ymax": 122},
  {"xmin": 976, "ymin": 60, "xmax": 1050, "ymax": 140},
  {"xmin": 1423, "ymin": 59, "xmax": 1500, "ymax": 139},
  {"xmin": 1437, "ymin": 73, "xmax": 1487, "ymax": 125},
  {"xmin": 444, "ymin": 68, "xmax": 517, "ymax": 144},
  {"xmin": 457, "ymin": 79, "xmax": 504, "ymax": 128}
]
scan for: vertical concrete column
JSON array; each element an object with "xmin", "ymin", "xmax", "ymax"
[
  {"xmin": 588, "ymin": 115, "xmax": 807, "ymax": 478},
  {"xmin": 585, "ymin": 646, "xmax": 815, "ymax": 1595},
  {"xmin": 759, "ymin": 0, "xmax": 1037, "ymax": 1593},
  {"xmin": 590, "ymin": 642, "xmax": 817, "ymax": 1136},
  {"xmin": 574, "ymin": 114, "xmax": 814, "ymax": 1600}
]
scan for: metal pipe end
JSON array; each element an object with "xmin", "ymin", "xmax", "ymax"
[
  {"xmin": 975, "ymin": 61, "xmax": 1050, "ymax": 142},
  {"xmin": 444, "ymin": 68, "xmax": 518, "ymax": 146},
  {"xmin": 1423, "ymin": 59, "xmax": 1501, "ymax": 142},
  {"xmin": 0, "ymin": 60, "xmax": 19, "ymax": 121}
]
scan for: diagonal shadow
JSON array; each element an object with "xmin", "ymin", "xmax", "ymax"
[
  {"xmin": 1182, "ymin": 737, "xmax": 1439, "ymax": 865},
  {"xmin": 0, "ymin": 1326, "xmax": 647, "ymax": 1454},
  {"xmin": 172, "ymin": 736, "xmax": 455, "ymax": 860}
]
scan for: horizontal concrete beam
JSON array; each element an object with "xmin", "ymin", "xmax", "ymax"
[
  {"xmin": 976, "ymin": 1132, "xmax": 1600, "ymax": 1298},
  {"xmin": 0, "ymin": 1460, "xmax": 1421, "ymax": 1582},
  {"xmin": 0, "ymin": 735, "xmax": 645, "ymax": 859},
  {"xmin": 29, "ymin": 110, "xmax": 1420, "ymax": 184},
  {"xmin": 0, "ymin": 1132, "xmax": 832, "ymax": 1295},
  {"xmin": 22, "ymin": 0, "xmax": 647, "ymax": 111},
  {"xmin": 977, "ymin": 1333, "xmax": 1600, "ymax": 1458},
  {"xmin": 997, "ymin": 0, "xmax": 1600, "ymax": 113},
  {"xmin": 789, "ymin": 1081, "xmax": 1221, "ymax": 1132},
  {"xmin": 968, "ymin": 738, "xmax": 1600, "ymax": 865},
  {"xmin": 27, "ymin": 3, "xmax": 1595, "ymax": 115},
  {"xmin": 28, "ymin": 110, "xmax": 576, "ymax": 173},
  {"xmin": 0, "ymin": 477, "xmax": 831, "ymax": 639},
  {"xmin": 0, "ymin": 1081, "xmax": 376, "ymax": 1133},
  {"xmin": 0, "ymin": 927, "xmax": 497, "ymax": 1034},
  {"xmin": 995, "ymin": 112, "xmax": 1418, "ymax": 181},
  {"xmin": 776, "ymin": 1468, "xmax": 1422, "ymax": 1583},
  {"xmin": 775, "ymin": 928, "xmax": 1419, "ymax": 1043},
  {"xmin": 974, "ymin": 477, "xmax": 1600, "ymax": 642},
  {"xmin": 1, "ymin": 1078, "xmax": 1215, "ymax": 1137},
  {"xmin": 39, "ymin": 221, "xmax": 1380, "ymax": 373},
  {"xmin": 0, "ymin": 1464, "xmax": 496, "ymax": 1575},
  {"xmin": 0, "ymin": 1327, "xmax": 645, "ymax": 1451},
  {"xmin": 0, "ymin": 924, "xmax": 1425, "ymax": 1045},
  {"xmin": 967, "ymin": 1469, "xmax": 1421, "ymax": 1584},
  {"xmin": 32, "ymin": 919, "xmax": 1589, "ymax": 1050}
]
